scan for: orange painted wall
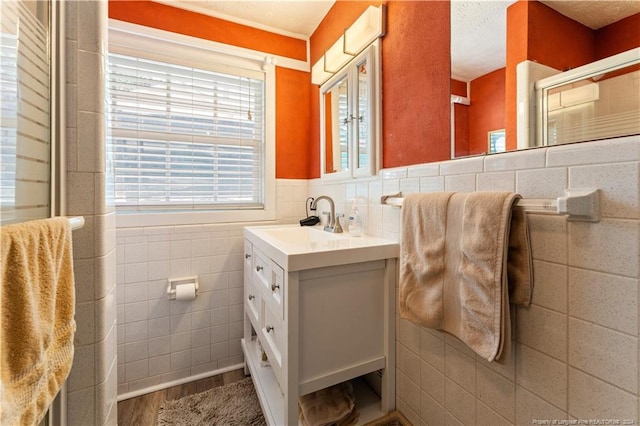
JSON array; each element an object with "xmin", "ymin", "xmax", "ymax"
[
  {"xmin": 468, "ymin": 68, "xmax": 505, "ymax": 155},
  {"xmin": 324, "ymin": 92, "xmax": 334, "ymax": 173},
  {"xmin": 526, "ymin": 2, "xmax": 595, "ymax": 72},
  {"xmin": 310, "ymin": 1, "xmax": 451, "ymax": 173},
  {"xmin": 453, "ymin": 104, "xmax": 469, "ymax": 157},
  {"xmin": 596, "ymin": 13, "xmax": 640, "ymax": 59},
  {"xmin": 381, "ymin": 1, "xmax": 451, "ymax": 168},
  {"xmin": 452, "ymin": 79, "xmax": 469, "ymax": 157},
  {"xmin": 504, "ymin": 1, "xmax": 527, "ymax": 150},
  {"xmin": 309, "ymin": 87, "xmax": 321, "ymax": 178},
  {"xmin": 451, "ymin": 79, "xmax": 467, "ymax": 97},
  {"xmin": 108, "ymin": 0, "xmax": 314, "ymax": 179},
  {"xmin": 505, "ymin": 0, "xmax": 594, "ymax": 151},
  {"xmin": 275, "ymin": 68, "xmax": 312, "ymax": 179},
  {"xmin": 108, "ymin": 0, "xmax": 307, "ymax": 61}
]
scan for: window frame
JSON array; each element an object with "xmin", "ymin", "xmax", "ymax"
[{"xmin": 108, "ymin": 20, "xmax": 276, "ymax": 228}]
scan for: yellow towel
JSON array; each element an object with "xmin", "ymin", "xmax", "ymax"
[
  {"xmin": 299, "ymin": 382, "xmax": 358, "ymax": 426},
  {"xmin": 0, "ymin": 218, "xmax": 76, "ymax": 426},
  {"xmin": 400, "ymin": 192, "xmax": 532, "ymax": 363}
]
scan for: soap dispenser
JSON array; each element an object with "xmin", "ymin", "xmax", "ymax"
[{"xmin": 348, "ymin": 200, "xmax": 362, "ymax": 237}]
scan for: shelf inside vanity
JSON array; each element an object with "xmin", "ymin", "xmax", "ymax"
[{"xmin": 242, "ymin": 336, "xmax": 387, "ymax": 426}]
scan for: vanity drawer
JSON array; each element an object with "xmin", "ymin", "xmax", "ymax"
[
  {"xmin": 245, "ymin": 277, "xmax": 261, "ymax": 330},
  {"xmin": 262, "ymin": 302, "xmax": 284, "ymax": 388},
  {"xmin": 252, "ymin": 247, "xmax": 272, "ymax": 292}
]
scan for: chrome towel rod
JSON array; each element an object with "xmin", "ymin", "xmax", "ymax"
[{"xmin": 380, "ymin": 189, "xmax": 600, "ymax": 222}]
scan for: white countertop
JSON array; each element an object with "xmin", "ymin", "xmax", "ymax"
[{"xmin": 244, "ymin": 224, "xmax": 399, "ymax": 271}]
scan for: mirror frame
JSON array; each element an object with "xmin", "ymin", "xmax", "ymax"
[{"xmin": 320, "ymin": 40, "xmax": 381, "ymax": 182}]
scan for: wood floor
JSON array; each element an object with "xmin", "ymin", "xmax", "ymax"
[{"xmin": 117, "ymin": 368, "xmax": 247, "ymax": 426}]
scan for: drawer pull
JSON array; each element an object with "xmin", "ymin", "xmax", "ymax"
[
  {"xmin": 248, "ymin": 294, "xmax": 255, "ymax": 301},
  {"xmin": 266, "ymin": 325, "xmax": 274, "ymax": 333},
  {"xmin": 271, "ymin": 283, "xmax": 280, "ymax": 291},
  {"xmin": 245, "ymin": 253, "xmax": 251, "ymax": 259},
  {"xmin": 256, "ymin": 265, "xmax": 264, "ymax": 272}
]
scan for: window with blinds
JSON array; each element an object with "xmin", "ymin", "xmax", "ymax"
[{"xmin": 107, "ymin": 49, "xmax": 265, "ymax": 211}]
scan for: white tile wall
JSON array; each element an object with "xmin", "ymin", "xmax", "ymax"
[
  {"xmin": 310, "ymin": 135, "xmax": 640, "ymax": 425},
  {"xmin": 65, "ymin": 1, "xmax": 118, "ymax": 425},
  {"xmin": 115, "ymin": 179, "xmax": 308, "ymax": 396}
]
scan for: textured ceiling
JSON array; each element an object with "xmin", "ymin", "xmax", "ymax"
[
  {"xmin": 541, "ymin": 0, "xmax": 640, "ymax": 30},
  {"xmin": 157, "ymin": 0, "xmax": 335, "ymax": 39},
  {"xmin": 451, "ymin": 1, "xmax": 514, "ymax": 81}
]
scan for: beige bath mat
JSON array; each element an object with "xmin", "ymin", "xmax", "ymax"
[{"xmin": 157, "ymin": 377, "xmax": 266, "ymax": 425}]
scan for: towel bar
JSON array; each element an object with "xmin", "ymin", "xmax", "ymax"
[{"xmin": 380, "ymin": 189, "xmax": 600, "ymax": 222}]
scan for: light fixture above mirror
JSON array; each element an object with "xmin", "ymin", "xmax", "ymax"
[{"xmin": 311, "ymin": 5, "xmax": 385, "ymax": 86}]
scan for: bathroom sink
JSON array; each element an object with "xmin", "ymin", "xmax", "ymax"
[
  {"xmin": 259, "ymin": 226, "xmax": 350, "ymax": 243},
  {"xmin": 244, "ymin": 224, "xmax": 399, "ymax": 271}
]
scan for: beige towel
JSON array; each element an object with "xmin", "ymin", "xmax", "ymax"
[
  {"xmin": 299, "ymin": 382, "xmax": 358, "ymax": 426},
  {"xmin": 400, "ymin": 192, "xmax": 532, "ymax": 362},
  {"xmin": 1, "ymin": 218, "xmax": 76, "ymax": 426}
]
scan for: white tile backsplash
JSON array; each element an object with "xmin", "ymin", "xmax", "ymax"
[
  {"xmin": 568, "ymin": 318, "xmax": 638, "ymax": 393},
  {"xmin": 66, "ymin": 3, "xmax": 117, "ymax": 423},
  {"xmin": 568, "ymin": 367, "xmax": 638, "ymax": 421},
  {"xmin": 568, "ymin": 268, "xmax": 638, "ymax": 336},
  {"xmin": 116, "ymin": 179, "xmax": 308, "ymax": 396},
  {"xmin": 484, "ymin": 147, "xmax": 546, "ymax": 172},
  {"xmin": 568, "ymin": 219, "xmax": 639, "ymax": 277},
  {"xmin": 311, "ymin": 136, "xmax": 639, "ymax": 425},
  {"xmin": 477, "ymin": 171, "xmax": 517, "ymax": 192},
  {"xmin": 569, "ymin": 161, "xmax": 640, "ymax": 219},
  {"xmin": 516, "ymin": 167, "xmax": 568, "ymax": 198},
  {"xmin": 439, "ymin": 156, "xmax": 484, "ymax": 175},
  {"xmin": 546, "ymin": 135, "xmax": 640, "ymax": 167}
]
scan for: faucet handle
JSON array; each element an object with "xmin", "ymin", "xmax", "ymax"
[{"xmin": 333, "ymin": 213, "xmax": 344, "ymax": 233}]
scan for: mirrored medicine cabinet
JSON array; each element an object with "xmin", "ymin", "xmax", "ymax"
[{"xmin": 320, "ymin": 41, "xmax": 381, "ymax": 182}]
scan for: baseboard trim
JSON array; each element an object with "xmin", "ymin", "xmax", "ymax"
[{"xmin": 116, "ymin": 363, "xmax": 245, "ymax": 402}]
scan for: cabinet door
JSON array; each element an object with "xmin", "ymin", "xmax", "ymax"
[
  {"xmin": 262, "ymin": 302, "xmax": 284, "ymax": 388},
  {"xmin": 269, "ymin": 261, "xmax": 284, "ymax": 317},
  {"xmin": 245, "ymin": 277, "xmax": 261, "ymax": 330}
]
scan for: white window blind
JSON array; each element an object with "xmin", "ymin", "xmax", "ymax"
[{"xmin": 107, "ymin": 51, "xmax": 265, "ymax": 211}]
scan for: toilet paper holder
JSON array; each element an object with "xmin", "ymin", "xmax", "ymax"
[{"xmin": 167, "ymin": 276, "xmax": 199, "ymax": 300}]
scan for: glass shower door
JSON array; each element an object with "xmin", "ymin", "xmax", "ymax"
[{"xmin": 0, "ymin": 0, "xmax": 51, "ymax": 225}]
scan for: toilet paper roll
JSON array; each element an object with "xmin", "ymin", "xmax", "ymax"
[{"xmin": 175, "ymin": 283, "xmax": 197, "ymax": 300}]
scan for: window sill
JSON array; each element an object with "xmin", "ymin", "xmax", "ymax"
[{"xmin": 115, "ymin": 207, "xmax": 276, "ymax": 228}]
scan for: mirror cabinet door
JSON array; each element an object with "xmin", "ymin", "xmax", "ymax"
[
  {"xmin": 322, "ymin": 75, "xmax": 350, "ymax": 178},
  {"xmin": 355, "ymin": 57, "xmax": 369, "ymax": 173},
  {"xmin": 320, "ymin": 42, "xmax": 379, "ymax": 181}
]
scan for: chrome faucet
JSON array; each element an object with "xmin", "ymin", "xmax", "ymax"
[{"xmin": 310, "ymin": 196, "xmax": 343, "ymax": 233}]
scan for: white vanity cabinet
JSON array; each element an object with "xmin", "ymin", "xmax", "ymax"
[{"xmin": 241, "ymin": 225, "xmax": 399, "ymax": 426}]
